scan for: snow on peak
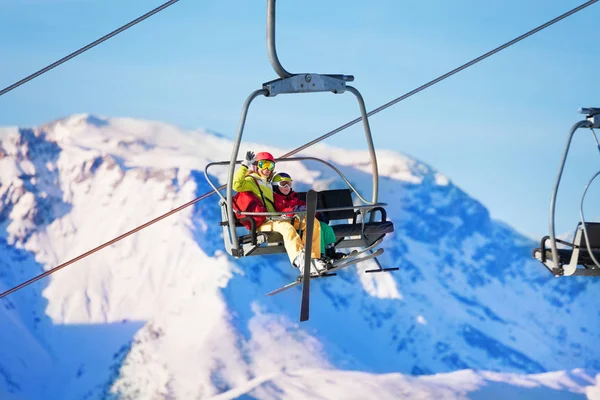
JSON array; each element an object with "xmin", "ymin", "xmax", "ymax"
[
  {"xmin": 0, "ymin": 114, "xmax": 598, "ymax": 399},
  {"xmin": 0, "ymin": 126, "xmax": 19, "ymax": 141}
]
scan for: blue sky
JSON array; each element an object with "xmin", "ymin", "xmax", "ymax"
[{"xmin": 1, "ymin": 0, "xmax": 599, "ymax": 240}]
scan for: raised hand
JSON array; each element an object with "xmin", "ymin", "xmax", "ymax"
[{"xmin": 242, "ymin": 151, "xmax": 255, "ymax": 167}]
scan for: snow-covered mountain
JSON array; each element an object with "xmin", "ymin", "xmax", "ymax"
[{"xmin": 0, "ymin": 114, "xmax": 599, "ymax": 399}]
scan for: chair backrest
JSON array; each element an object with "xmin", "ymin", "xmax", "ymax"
[
  {"xmin": 320, "ymin": 189, "xmax": 355, "ymax": 220},
  {"xmin": 580, "ymin": 222, "xmax": 600, "ymax": 248},
  {"xmin": 296, "ymin": 189, "xmax": 355, "ymax": 221}
]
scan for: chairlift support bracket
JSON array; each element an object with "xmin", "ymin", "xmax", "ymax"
[
  {"xmin": 263, "ymin": 73, "xmax": 352, "ymax": 97},
  {"xmin": 579, "ymin": 107, "xmax": 600, "ymax": 128}
]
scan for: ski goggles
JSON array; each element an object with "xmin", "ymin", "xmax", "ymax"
[
  {"xmin": 257, "ymin": 160, "xmax": 275, "ymax": 170},
  {"xmin": 277, "ymin": 180, "xmax": 292, "ymax": 188}
]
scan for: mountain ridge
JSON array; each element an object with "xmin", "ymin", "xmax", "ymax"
[{"xmin": 0, "ymin": 114, "xmax": 597, "ymax": 399}]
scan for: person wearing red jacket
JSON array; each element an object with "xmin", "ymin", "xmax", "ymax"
[
  {"xmin": 233, "ymin": 151, "xmax": 329, "ymax": 276},
  {"xmin": 272, "ymin": 172, "xmax": 346, "ymax": 261}
]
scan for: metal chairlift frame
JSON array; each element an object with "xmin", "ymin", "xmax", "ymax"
[
  {"xmin": 217, "ymin": 0, "xmax": 386, "ymax": 258},
  {"xmin": 534, "ymin": 107, "xmax": 600, "ymax": 276}
]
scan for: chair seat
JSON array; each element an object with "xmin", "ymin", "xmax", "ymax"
[
  {"xmin": 535, "ymin": 247, "xmax": 600, "ymax": 268},
  {"xmin": 240, "ymin": 231, "xmax": 283, "ymax": 244},
  {"xmin": 240, "ymin": 221, "xmax": 395, "ymax": 246},
  {"xmin": 331, "ymin": 221, "xmax": 395, "ymax": 238},
  {"xmin": 228, "ymin": 188, "xmax": 393, "ymax": 257}
]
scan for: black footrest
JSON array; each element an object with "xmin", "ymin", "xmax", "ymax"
[
  {"xmin": 319, "ymin": 273, "xmax": 337, "ymax": 278},
  {"xmin": 365, "ymin": 267, "xmax": 399, "ymax": 274}
]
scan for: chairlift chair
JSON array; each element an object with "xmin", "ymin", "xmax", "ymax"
[
  {"xmin": 533, "ymin": 107, "xmax": 600, "ymax": 276},
  {"xmin": 203, "ymin": 0, "xmax": 397, "ymax": 321}
]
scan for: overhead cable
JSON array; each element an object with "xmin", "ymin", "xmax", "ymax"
[{"xmin": 0, "ymin": 0, "xmax": 181, "ymax": 97}]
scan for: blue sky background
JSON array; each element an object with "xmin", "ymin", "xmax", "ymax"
[{"xmin": 1, "ymin": 0, "xmax": 599, "ymax": 240}]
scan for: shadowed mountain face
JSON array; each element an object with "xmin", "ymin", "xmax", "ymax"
[{"xmin": 0, "ymin": 114, "xmax": 598, "ymax": 399}]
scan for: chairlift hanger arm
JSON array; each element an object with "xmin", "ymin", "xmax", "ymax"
[
  {"xmin": 548, "ymin": 108, "xmax": 598, "ymax": 275},
  {"xmin": 266, "ymin": 0, "xmax": 292, "ymax": 79},
  {"xmin": 266, "ymin": 0, "xmax": 354, "ymax": 83},
  {"xmin": 226, "ymin": 89, "xmax": 269, "ymax": 251}
]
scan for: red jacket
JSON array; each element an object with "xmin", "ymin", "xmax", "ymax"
[
  {"xmin": 273, "ymin": 191, "xmax": 305, "ymax": 213},
  {"xmin": 274, "ymin": 191, "xmax": 327, "ymax": 222}
]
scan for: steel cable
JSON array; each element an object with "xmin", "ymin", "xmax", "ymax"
[{"xmin": 0, "ymin": 0, "xmax": 181, "ymax": 97}]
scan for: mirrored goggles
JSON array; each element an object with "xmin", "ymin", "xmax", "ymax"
[
  {"xmin": 277, "ymin": 180, "xmax": 292, "ymax": 188},
  {"xmin": 257, "ymin": 160, "xmax": 275, "ymax": 170}
]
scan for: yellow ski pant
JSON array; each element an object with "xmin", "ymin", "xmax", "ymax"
[{"xmin": 258, "ymin": 219, "xmax": 321, "ymax": 264}]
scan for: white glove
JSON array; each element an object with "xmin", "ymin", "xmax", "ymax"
[{"xmin": 241, "ymin": 151, "xmax": 255, "ymax": 168}]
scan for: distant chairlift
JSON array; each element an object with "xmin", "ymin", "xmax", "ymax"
[{"xmin": 533, "ymin": 107, "xmax": 600, "ymax": 276}]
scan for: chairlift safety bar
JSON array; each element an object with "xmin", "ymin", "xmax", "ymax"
[
  {"xmin": 225, "ymin": 203, "xmax": 389, "ymax": 217},
  {"xmin": 205, "ymin": 156, "xmax": 378, "ymax": 206}
]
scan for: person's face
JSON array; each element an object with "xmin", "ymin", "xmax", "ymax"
[
  {"xmin": 256, "ymin": 159, "xmax": 275, "ymax": 177},
  {"xmin": 278, "ymin": 180, "xmax": 292, "ymax": 195}
]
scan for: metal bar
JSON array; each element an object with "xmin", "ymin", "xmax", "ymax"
[
  {"xmin": 579, "ymin": 107, "xmax": 600, "ymax": 116},
  {"xmin": 365, "ymin": 267, "xmax": 400, "ymax": 273},
  {"xmin": 591, "ymin": 129, "xmax": 600, "ymax": 153},
  {"xmin": 346, "ymin": 86, "xmax": 379, "ymax": 203},
  {"xmin": 549, "ymin": 120, "xmax": 592, "ymax": 274},
  {"xmin": 326, "ymin": 74, "xmax": 354, "ymax": 82},
  {"xmin": 572, "ymin": 269, "xmax": 600, "ymax": 276},
  {"xmin": 579, "ymin": 170, "xmax": 600, "ymax": 269},
  {"xmin": 266, "ymin": 0, "xmax": 293, "ymax": 79},
  {"xmin": 204, "ymin": 164, "xmax": 229, "ymax": 202},
  {"xmin": 226, "ymin": 89, "xmax": 269, "ymax": 254},
  {"xmin": 564, "ymin": 226, "xmax": 583, "ymax": 276}
]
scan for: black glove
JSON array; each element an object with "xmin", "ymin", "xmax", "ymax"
[{"xmin": 242, "ymin": 151, "xmax": 255, "ymax": 168}]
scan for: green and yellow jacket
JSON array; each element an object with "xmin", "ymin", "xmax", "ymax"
[{"xmin": 232, "ymin": 165, "xmax": 276, "ymax": 212}]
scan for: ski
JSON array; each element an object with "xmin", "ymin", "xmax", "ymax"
[
  {"xmin": 300, "ymin": 190, "xmax": 318, "ymax": 321},
  {"xmin": 265, "ymin": 248, "xmax": 384, "ymax": 296},
  {"xmin": 326, "ymin": 247, "xmax": 384, "ymax": 274}
]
